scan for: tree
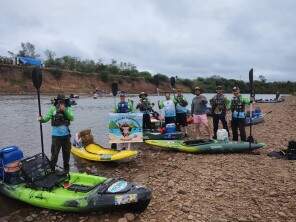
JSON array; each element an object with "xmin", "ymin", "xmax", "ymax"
[
  {"xmin": 259, "ymin": 75, "xmax": 267, "ymax": 83},
  {"xmin": 18, "ymin": 42, "xmax": 40, "ymax": 58}
]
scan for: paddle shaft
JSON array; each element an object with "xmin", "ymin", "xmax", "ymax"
[
  {"xmin": 249, "ymin": 69, "xmax": 254, "ymax": 148},
  {"xmin": 37, "ymin": 89, "xmax": 45, "ymax": 155}
]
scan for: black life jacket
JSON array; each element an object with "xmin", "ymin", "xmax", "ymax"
[
  {"xmin": 211, "ymin": 94, "xmax": 226, "ymax": 113},
  {"xmin": 138, "ymin": 99, "xmax": 152, "ymax": 112},
  {"xmin": 51, "ymin": 109, "xmax": 70, "ymax": 127},
  {"xmin": 176, "ymin": 96, "xmax": 188, "ymax": 107},
  {"xmin": 231, "ymin": 96, "xmax": 245, "ymax": 113},
  {"xmin": 117, "ymin": 101, "xmax": 129, "ymax": 113}
]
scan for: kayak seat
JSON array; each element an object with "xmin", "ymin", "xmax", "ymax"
[
  {"xmin": 184, "ymin": 139, "xmax": 214, "ymax": 146},
  {"xmin": 21, "ymin": 153, "xmax": 68, "ymax": 190}
]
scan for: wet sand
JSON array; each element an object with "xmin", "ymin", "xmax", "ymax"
[{"xmin": 1, "ymin": 96, "xmax": 296, "ymax": 222}]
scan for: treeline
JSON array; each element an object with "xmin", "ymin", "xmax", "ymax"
[{"xmin": 4, "ymin": 42, "xmax": 296, "ymax": 94}]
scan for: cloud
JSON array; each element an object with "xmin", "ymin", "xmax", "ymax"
[{"xmin": 0, "ymin": 0, "xmax": 295, "ymax": 81}]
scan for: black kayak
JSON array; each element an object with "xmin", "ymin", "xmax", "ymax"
[
  {"xmin": 255, "ymin": 98, "xmax": 285, "ymax": 103},
  {"xmin": 143, "ymin": 131, "xmax": 184, "ymax": 140}
]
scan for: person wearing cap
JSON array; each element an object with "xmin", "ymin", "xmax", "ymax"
[
  {"xmin": 114, "ymin": 91, "xmax": 133, "ymax": 113},
  {"xmin": 159, "ymin": 92, "xmax": 176, "ymax": 125},
  {"xmin": 174, "ymin": 89, "xmax": 189, "ymax": 135},
  {"xmin": 210, "ymin": 86, "xmax": 231, "ymax": 139},
  {"xmin": 191, "ymin": 87, "xmax": 211, "ymax": 139},
  {"xmin": 38, "ymin": 94, "xmax": 74, "ymax": 172},
  {"xmin": 136, "ymin": 92, "xmax": 154, "ymax": 130},
  {"xmin": 230, "ymin": 86, "xmax": 251, "ymax": 141}
]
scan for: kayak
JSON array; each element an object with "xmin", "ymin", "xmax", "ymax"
[
  {"xmin": 71, "ymin": 144, "xmax": 138, "ymax": 161},
  {"xmin": 245, "ymin": 115, "xmax": 264, "ymax": 126},
  {"xmin": 255, "ymin": 98, "xmax": 285, "ymax": 103},
  {"xmin": 0, "ymin": 172, "xmax": 151, "ymax": 212},
  {"xmin": 143, "ymin": 131, "xmax": 184, "ymax": 140},
  {"xmin": 0, "ymin": 152, "xmax": 151, "ymax": 212},
  {"xmin": 145, "ymin": 139, "xmax": 265, "ymax": 153}
]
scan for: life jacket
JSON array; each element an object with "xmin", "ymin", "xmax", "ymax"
[
  {"xmin": 51, "ymin": 108, "xmax": 70, "ymax": 127},
  {"xmin": 211, "ymin": 94, "xmax": 227, "ymax": 114},
  {"xmin": 162, "ymin": 100, "xmax": 176, "ymax": 117},
  {"xmin": 117, "ymin": 101, "xmax": 129, "ymax": 113},
  {"xmin": 231, "ymin": 96, "xmax": 245, "ymax": 118},
  {"xmin": 175, "ymin": 96, "xmax": 188, "ymax": 113},
  {"xmin": 138, "ymin": 99, "xmax": 152, "ymax": 113}
]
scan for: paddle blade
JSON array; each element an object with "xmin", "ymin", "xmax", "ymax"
[
  {"xmin": 249, "ymin": 68, "xmax": 255, "ymax": 97},
  {"xmin": 154, "ymin": 74, "xmax": 160, "ymax": 87},
  {"xmin": 170, "ymin": 77, "xmax": 176, "ymax": 89},
  {"xmin": 32, "ymin": 67, "xmax": 43, "ymax": 90},
  {"xmin": 111, "ymin": 82, "xmax": 118, "ymax": 96},
  {"xmin": 249, "ymin": 68, "xmax": 253, "ymax": 85}
]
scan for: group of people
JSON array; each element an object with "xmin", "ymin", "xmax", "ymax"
[
  {"xmin": 38, "ymin": 86, "xmax": 252, "ymax": 172},
  {"xmin": 116, "ymin": 85, "xmax": 252, "ymax": 142}
]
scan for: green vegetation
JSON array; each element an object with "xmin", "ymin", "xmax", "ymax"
[{"xmin": 6, "ymin": 42, "xmax": 296, "ymax": 94}]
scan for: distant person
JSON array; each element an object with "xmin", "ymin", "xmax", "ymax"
[
  {"xmin": 230, "ymin": 86, "xmax": 252, "ymax": 141},
  {"xmin": 275, "ymin": 91, "xmax": 280, "ymax": 101},
  {"xmin": 136, "ymin": 92, "xmax": 154, "ymax": 130},
  {"xmin": 158, "ymin": 92, "xmax": 176, "ymax": 125},
  {"xmin": 174, "ymin": 89, "xmax": 188, "ymax": 135},
  {"xmin": 115, "ymin": 91, "xmax": 133, "ymax": 113},
  {"xmin": 210, "ymin": 86, "xmax": 230, "ymax": 139},
  {"xmin": 191, "ymin": 87, "xmax": 211, "ymax": 139},
  {"xmin": 38, "ymin": 94, "xmax": 74, "ymax": 172}
]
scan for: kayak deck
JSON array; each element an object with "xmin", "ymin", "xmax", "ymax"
[
  {"xmin": 145, "ymin": 139, "xmax": 265, "ymax": 153},
  {"xmin": 71, "ymin": 144, "xmax": 138, "ymax": 161}
]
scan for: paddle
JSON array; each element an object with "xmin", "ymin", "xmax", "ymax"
[
  {"xmin": 170, "ymin": 76, "xmax": 176, "ymax": 97},
  {"xmin": 111, "ymin": 83, "xmax": 118, "ymax": 150},
  {"xmin": 248, "ymin": 68, "xmax": 255, "ymax": 147},
  {"xmin": 111, "ymin": 82, "xmax": 118, "ymax": 108},
  {"xmin": 32, "ymin": 67, "xmax": 45, "ymax": 156}
]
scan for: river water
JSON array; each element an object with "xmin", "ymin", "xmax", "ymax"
[{"xmin": 0, "ymin": 93, "xmax": 277, "ymax": 216}]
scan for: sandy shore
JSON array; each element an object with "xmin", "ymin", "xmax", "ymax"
[{"xmin": 1, "ymin": 96, "xmax": 296, "ymax": 222}]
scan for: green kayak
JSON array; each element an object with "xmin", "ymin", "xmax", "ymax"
[
  {"xmin": 145, "ymin": 139, "xmax": 265, "ymax": 153},
  {"xmin": 0, "ymin": 153, "xmax": 151, "ymax": 213}
]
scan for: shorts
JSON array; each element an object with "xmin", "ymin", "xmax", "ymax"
[
  {"xmin": 176, "ymin": 113, "xmax": 187, "ymax": 127},
  {"xmin": 193, "ymin": 114, "xmax": 208, "ymax": 125}
]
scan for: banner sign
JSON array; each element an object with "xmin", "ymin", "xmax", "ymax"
[{"xmin": 108, "ymin": 113, "xmax": 143, "ymax": 144}]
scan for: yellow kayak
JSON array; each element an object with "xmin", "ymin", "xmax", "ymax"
[{"xmin": 71, "ymin": 144, "xmax": 138, "ymax": 161}]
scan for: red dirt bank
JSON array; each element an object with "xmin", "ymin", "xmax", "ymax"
[{"xmin": 0, "ymin": 64, "xmax": 190, "ymax": 95}]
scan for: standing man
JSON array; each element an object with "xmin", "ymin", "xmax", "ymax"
[
  {"xmin": 38, "ymin": 94, "xmax": 74, "ymax": 172},
  {"xmin": 158, "ymin": 92, "xmax": 176, "ymax": 125},
  {"xmin": 136, "ymin": 92, "xmax": 154, "ymax": 130},
  {"xmin": 174, "ymin": 89, "xmax": 188, "ymax": 135},
  {"xmin": 191, "ymin": 87, "xmax": 211, "ymax": 139},
  {"xmin": 230, "ymin": 86, "xmax": 251, "ymax": 141},
  {"xmin": 210, "ymin": 86, "xmax": 230, "ymax": 139}
]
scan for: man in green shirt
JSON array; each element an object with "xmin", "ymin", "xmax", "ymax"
[
  {"xmin": 230, "ymin": 87, "xmax": 251, "ymax": 141},
  {"xmin": 38, "ymin": 94, "xmax": 74, "ymax": 171}
]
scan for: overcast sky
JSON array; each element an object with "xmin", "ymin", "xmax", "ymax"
[{"xmin": 0, "ymin": 0, "xmax": 295, "ymax": 81}]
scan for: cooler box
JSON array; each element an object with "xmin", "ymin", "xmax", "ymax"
[
  {"xmin": 0, "ymin": 146, "xmax": 23, "ymax": 179},
  {"xmin": 166, "ymin": 123, "xmax": 176, "ymax": 133}
]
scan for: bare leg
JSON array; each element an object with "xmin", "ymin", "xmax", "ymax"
[
  {"xmin": 204, "ymin": 123, "xmax": 212, "ymax": 139},
  {"xmin": 195, "ymin": 124, "xmax": 201, "ymax": 139}
]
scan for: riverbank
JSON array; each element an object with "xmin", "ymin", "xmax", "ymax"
[
  {"xmin": 0, "ymin": 64, "xmax": 191, "ymax": 95},
  {"xmin": 1, "ymin": 96, "xmax": 295, "ymax": 222}
]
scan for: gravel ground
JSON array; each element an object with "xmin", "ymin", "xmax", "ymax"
[{"xmin": 1, "ymin": 96, "xmax": 295, "ymax": 222}]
